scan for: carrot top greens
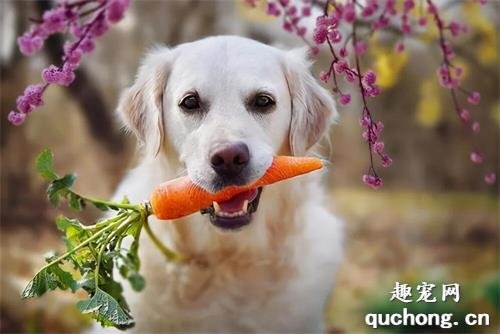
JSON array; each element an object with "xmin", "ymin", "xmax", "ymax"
[{"xmin": 22, "ymin": 149, "xmax": 177, "ymax": 329}]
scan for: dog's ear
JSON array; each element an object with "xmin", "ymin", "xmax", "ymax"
[
  {"xmin": 117, "ymin": 46, "xmax": 171, "ymax": 156},
  {"xmin": 283, "ymin": 48, "xmax": 338, "ymax": 155}
]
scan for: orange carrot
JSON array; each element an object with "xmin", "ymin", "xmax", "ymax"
[{"xmin": 150, "ymin": 156, "xmax": 323, "ymax": 220}]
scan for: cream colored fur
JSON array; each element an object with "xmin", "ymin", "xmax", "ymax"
[{"xmin": 92, "ymin": 36, "xmax": 343, "ymax": 334}]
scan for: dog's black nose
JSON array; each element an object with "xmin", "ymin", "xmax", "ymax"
[{"xmin": 210, "ymin": 142, "xmax": 250, "ymax": 178}]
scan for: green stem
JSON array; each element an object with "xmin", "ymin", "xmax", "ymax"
[
  {"xmin": 143, "ymin": 218, "xmax": 182, "ymax": 262},
  {"xmin": 33, "ymin": 213, "xmax": 129, "ymax": 276},
  {"xmin": 78, "ymin": 193, "xmax": 143, "ymax": 211},
  {"xmin": 94, "ymin": 213, "xmax": 138, "ymax": 288}
]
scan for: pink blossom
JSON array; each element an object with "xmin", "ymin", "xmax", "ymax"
[
  {"xmin": 319, "ymin": 70, "xmax": 330, "ymax": 83},
  {"xmin": 106, "ymin": 0, "xmax": 131, "ymax": 23},
  {"xmin": 42, "ymin": 7, "xmax": 68, "ymax": 33},
  {"xmin": 339, "ymin": 48, "xmax": 348, "ymax": 58},
  {"xmin": 354, "ymin": 41, "xmax": 368, "ymax": 55},
  {"xmin": 14, "ymin": 84, "xmax": 44, "ymax": 115},
  {"xmin": 266, "ymin": 2, "xmax": 281, "ymax": 16},
  {"xmin": 362, "ymin": 174, "xmax": 383, "ymax": 189},
  {"xmin": 283, "ymin": 21, "xmax": 293, "ymax": 32},
  {"xmin": 343, "ymin": 3, "xmax": 356, "ymax": 23},
  {"xmin": 471, "ymin": 121, "xmax": 480, "ymax": 133},
  {"xmin": 339, "ymin": 94, "xmax": 351, "ymax": 105},
  {"xmin": 381, "ymin": 154, "xmax": 393, "ymax": 167},
  {"xmin": 41, "ymin": 65, "xmax": 75, "ymax": 86},
  {"xmin": 7, "ymin": 111, "xmax": 26, "ymax": 126},
  {"xmin": 449, "ymin": 21, "xmax": 462, "ymax": 37},
  {"xmin": 395, "ymin": 42, "xmax": 405, "ymax": 53},
  {"xmin": 373, "ymin": 141, "xmax": 385, "ymax": 153},
  {"xmin": 301, "ymin": 6, "xmax": 311, "ymax": 17},
  {"xmin": 359, "ymin": 116, "xmax": 371, "ymax": 127},
  {"xmin": 374, "ymin": 121, "xmax": 385, "ymax": 133},
  {"xmin": 470, "ymin": 151, "xmax": 483, "ymax": 164},
  {"xmin": 361, "ymin": 0, "xmax": 378, "ymax": 17},
  {"xmin": 418, "ymin": 17, "xmax": 428, "ymax": 26},
  {"xmin": 16, "ymin": 96, "xmax": 32, "ymax": 114},
  {"xmin": 484, "ymin": 172, "xmax": 496, "ymax": 185},
  {"xmin": 42, "ymin": 65, "xmax": 64, "ymax": 84},
  {"xmin": 312, "ymin": 26, "xmax": 327, "ymax": 44},
  {"xmin": 459, "ymin": 109, "xmax": 470, "ymax": 122},
  {"xmin": 442, "ymin": 41, "xmax": 455, "ymax": 59},
  {"xmin": 373, "ymin": 16, "xmax": 389, "ymax": 29},
  {"xmin": 297, "ymin": 26, "xmax": 307, "ymax": 37},
  {"xmin": 386, "ymin": 0, "xmax": 397, "ymax": 15},
  {"xmin": 362, "ymin": 130, "xmax": 378, "ymax": 144},
  {"xmin": 279, "ymin": 0, "xmax": 289, "ymax": 6},
  {"xmin": 362, "ymin": 70, "xmax": 377, "ymax": 86},
  {"xmin": 79, "ymin": 37, "xmax": 95, "ymax": 53},
  {"xmin": 90, "ymin": 18, "xmax": 109, "ymax": 37},
  {"xmin": 17, "ymin": 34, "xmax": 44, "ymax": 55},
  {"xmin": 402, "ymin": 22, "xmax": 412, "ymax": 35},
  {"xmin": 286, "ymin": 6, "xmax": 297, "ymax": 16},
  {"xmin": 403, "ymin": 0, "xmax": 415, "ymax": 11},
  {"xmin": 22, "ymin": 84, "xmax": 44, "ymax": 109},
  {"xmin": 70, "ymin": 22, "xmax": 85, "ymax": 38},
  {"xmin": 467, "ymin": 91, "xmax": 480, "ymax": 105},
  {"xmin": 436, "ymin": 66, "xmax": 459, "ymax": 89},
  {"xmin": 345, "ymin": 71, "xmax": 356, "ymax": 82},
  {"xmin": 427, "ymin": 2, "xmax": 437, "ymax": 14},
  {"xmin": 65, "ymin": 48, "xmax": 82, "ymax": 68},
  {"xmin": 328, "ymin": 30, "xmax": 342, "ymax": 43},
  {"xmin": 334, "ymin": 60, "xmax": 349, "ymax": 74}
]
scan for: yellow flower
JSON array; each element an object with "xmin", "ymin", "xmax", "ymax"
[
  {"xmin": 416, "ymin": 79, "xmax": 442, "ymax": 127},
  {"xmin": 491, "ymin": 102, "xmax": 500, "ymax": 127},
  {"xmin": 371, "ymin": 43, "xmax": 409, "ymax": 89},
  {"xmin": 462, "ymin": 1, "xmax": 497, "ymax": 65}
]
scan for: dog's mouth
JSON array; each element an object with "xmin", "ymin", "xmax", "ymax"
[{"xmin": 201, "ymin": 187, "xmax": 263, "ymax": 230}]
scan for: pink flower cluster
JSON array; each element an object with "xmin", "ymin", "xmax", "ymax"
[
  {"xmin": 310, "ymin": 1, "xmax": 390, "ymax": 188},
  {"xmin": 250, "ymin": 0, "xmax": 495, "ymax": 188},
  {"xmin": 425, "ymin": 0, "xmax": 495, "ymax": 185},
  {"xmin": 8, "ymin": 0, "xmax": 130, "ymax": 126},
  {"xmin": 7, "ymin": 84, "xmax": 44, "ymax": 125},
  {"xmin": 265, "ymin": 0, "xmax": 312, "ymax": 44}
]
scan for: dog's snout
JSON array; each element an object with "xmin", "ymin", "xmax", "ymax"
[{"xmin": 210, "ymin": 142, "xmax": 250, "ymax": 178}]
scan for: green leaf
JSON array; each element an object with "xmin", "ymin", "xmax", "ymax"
[
  {"xmin": 50, "ymin": 264, "xmax": 79, "ymax": 293},
  {"xmin": 128, "ymin": 273, "xmax": 145, "ymax": 292},
  {"xmin": 56, "ymin": 216, "xmax": 90, "ymax": 249},
  {"xmin": 69, "ymin": 192, "xmax": 85, "ymax": 211},
  {"xmin": 93, "ymin": 202, "xmax": 110, "ymax": 211},
  {"xmin": 56, "ymin": 215, "xmax": 84, "ymax": 233},
  {"xmin": 35, "ymin": 149, "xmax": 58, "ymax": 181},
  {"xmin": 47, "ymin": 174, "xmax": 76, "ymax": 206},
  {"xmin": 22, "ymin": 268, "xmax": 58, "ymax": 298},
  {"xmin": 77, "ymin": 288, "xmax": 134, "ymax": 328},
  {"xmin": 21, "ymin": 263, "xmax": 77, "ymax": 298}
]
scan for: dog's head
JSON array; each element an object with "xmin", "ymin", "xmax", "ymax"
[{"xmin": 118, "ymin": 36, "xmax": 336, "ymax": 231}]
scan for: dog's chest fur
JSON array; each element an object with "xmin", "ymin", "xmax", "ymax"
[{"xmin": 100, "ymin": 159, "xmax": 343, "ymax": 333}]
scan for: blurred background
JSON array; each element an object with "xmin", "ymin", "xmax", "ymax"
[{"xmin": 0, "ymin": 0, "xmax": 498, "ymax": 333}]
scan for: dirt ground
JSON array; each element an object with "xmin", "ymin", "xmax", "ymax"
[{"xmin": 1, "ymin": 188, "xmax": 498, "ymax": 333}]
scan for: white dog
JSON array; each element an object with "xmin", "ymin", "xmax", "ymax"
[{"xmin": 103, "ymin": 36, "xmax": 343, "ymax": 333}]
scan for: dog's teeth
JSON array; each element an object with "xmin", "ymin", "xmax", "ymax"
[
  {"xmin": 242, "ymin": 200, "xmax": 248, "ymax": 213},
  {"xmin": 213, "ymin": 201, "xmax": 221, "ymax": 214}
]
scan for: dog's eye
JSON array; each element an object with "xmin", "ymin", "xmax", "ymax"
[
  {"xmin": 179, "ymin": 94, "xmax": 201, "ymax": 111},
  {"xmin": 252, "ymin": 94, "xmax": 275, "ymax": 111}
]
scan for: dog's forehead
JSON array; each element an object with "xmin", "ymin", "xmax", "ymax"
[{"xmin": 170, "ymin": 37, "xmax": 285, "ymax": 91}]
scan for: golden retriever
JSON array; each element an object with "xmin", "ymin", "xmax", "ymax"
[{"xmin": 97, "ymin": 35, "xmax": 343, "ymax": 333}]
